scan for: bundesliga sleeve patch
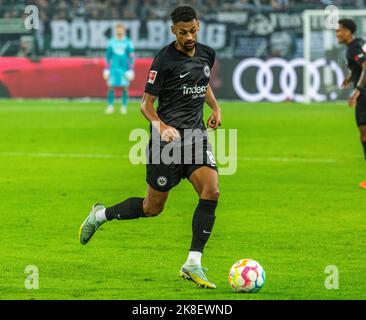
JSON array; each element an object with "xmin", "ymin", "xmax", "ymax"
[{"xmin": 148, "ymin": 70, "xmax": 157, "ymax": 84}]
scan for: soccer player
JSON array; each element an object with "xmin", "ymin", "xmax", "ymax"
[
  {"xmin": 79, "ymin": 6, "xmax": 222, "ymax": 289},
  {"xmin": 336, "ymin": 19, "xmax": 366, "ymax": 188},
  {"xmin": 104, "ymin": 23, "xmax": 135, "ymax": 114}
]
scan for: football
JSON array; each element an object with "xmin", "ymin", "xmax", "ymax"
[{"xmin": 228, "ymin": 259, "xmax": 266, "ymax": 293}]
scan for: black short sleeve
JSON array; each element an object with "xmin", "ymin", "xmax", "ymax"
[
  {"xmin": 144, "ymin": 57, "xmax": 165, "ymax": 97},
  {"xmin": 349, "ymin": 44, "xmax": 366, "ymax": 65}
]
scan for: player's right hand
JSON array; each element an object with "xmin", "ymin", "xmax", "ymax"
[
  {"xmin": 160, "ymin": 125, "xmax": 181, "ymax": 143},
  {"xmin": 341, "ymin": 78, "xmax": 351, "ymax": 89},
  {"xmin": 103, "ymin": 69, "xmax": 110, "ymax": 81},
  {"xmin": 348, "ymin": 89, "xmax": 360, "ymax": 108},
  {"xmin": 207, "ymin": 110, "xmax": 222, "ymax": 130}
]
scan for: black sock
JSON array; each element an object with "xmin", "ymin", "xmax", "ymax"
[
  {"xmin": 362, "ymin": 141, "xmax": 366, "ymax": 160},
  {"xmin": 105, "ymin": 197, "xmax": 145, "ymax": 220},
  {"xmin": 190, "ymin": 199, "xmax": 217, "ymax": 253}
]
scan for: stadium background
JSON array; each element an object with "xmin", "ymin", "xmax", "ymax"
[{"xmin": 1, "ymin": 0, "xmax": 365, "ymax": 100}]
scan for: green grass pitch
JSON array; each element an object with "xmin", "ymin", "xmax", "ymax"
[{"xmin": 0, "ymin": 99, "xmax": 365, "ymax": 300}]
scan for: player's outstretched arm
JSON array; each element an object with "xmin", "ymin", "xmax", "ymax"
[
  {"xmin": 140, "ymin": 93, "xmax": 180, "ymax": 142},
  {"xmin": 205, "ymin": 84, "xmax": 221, "ymax": 130}
]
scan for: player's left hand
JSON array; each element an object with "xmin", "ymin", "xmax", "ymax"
[
  {"xmin": 103, "ymin": 69, "xmax": 110, "ymax": 81},
  {"xmin": 207, "ymin": 110, "xmax": 222, "ymax": 130},
  {"xmin": 341, "ymin": 77, "xmax": 351, "ymax": 89},
  {"xmin": 125, "ymin": 70, "xmax": 135, "ymax": 81},
  {"xmin": 348, "ymin": 89, "xmax": 360, "ymax": 108}
]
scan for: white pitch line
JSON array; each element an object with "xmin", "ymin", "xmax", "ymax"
[
  {"xmin": 0, "ymin": 107, "xmax": 102, "ymax": 112},
  {"xmin": 0, "ymin": 151, "xmax": 127, "ymax": 159},
  {"xmin": 239, "ymin": 156, "xmax": 338, "ymax": 163},
  {"xmin": 0, "ymin": 151, "xmax": 341, "ymax": 164}
]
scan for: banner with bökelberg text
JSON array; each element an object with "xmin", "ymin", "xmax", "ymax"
[{"xmin": 38, "ymin": 11, "xmax": 304, "ymax": 59}]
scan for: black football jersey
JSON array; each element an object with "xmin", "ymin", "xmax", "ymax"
[
  {"xmin": 144, "ymin": 41, "xmax": 216, "ymax": 131},
  {"xmin": 346, "ymin": 38, "xmax": 366, "ymax": 88}
]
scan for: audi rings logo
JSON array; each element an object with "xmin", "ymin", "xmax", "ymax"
[{"xmin": 232, "ymin": 58, "xmax": 345, "ymax": 102}]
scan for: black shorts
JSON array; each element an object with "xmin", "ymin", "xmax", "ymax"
[
  {"xmin": 146, "ymin": 138, "xmax": 218, "ymax": 192},
  {"xmin": 356, "ymin": 91, "xmax": 366, "ymax": 127}
]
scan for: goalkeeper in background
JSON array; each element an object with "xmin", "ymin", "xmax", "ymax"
[{"xmin": 104, "ymin": 23, "xmax": 135, "ymax": 114}]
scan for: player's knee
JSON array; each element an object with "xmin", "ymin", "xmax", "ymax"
[
  {"xmin": 201, "ymin": 188, "xmax": 220, "ymax": 201},
  {"xmin": 143, "ymin": 203, "xmax": 165, "ymax": 217}
]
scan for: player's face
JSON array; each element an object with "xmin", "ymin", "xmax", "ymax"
[
  {"xmin": 116, "ymin": 26, "xmax": 125, "ymax": 39},
  {"xmin": 172, "ymin": 20, "xmax": 200, "ymax": 51},
  {"xmin": 336, "ymin": 25, "xmax": 349, "ymax": 44}
]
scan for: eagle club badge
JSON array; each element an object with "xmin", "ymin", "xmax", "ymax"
[
  {"xmin": 148, "ymin": 70, "xmax": 158, "ymax": 84},
  {"xmin": 204, "ymin": 65, "xmax": 210, "ymax": 78}
]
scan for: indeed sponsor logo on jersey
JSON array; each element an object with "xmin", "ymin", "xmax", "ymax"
[{"xmin": 181, "ymin": 84, "xmax": 208, "ymax": 98}]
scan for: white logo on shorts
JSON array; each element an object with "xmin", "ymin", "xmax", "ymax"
[
  {"xmin": 206, "ymin": 150, "xmax": 216, "ymax": 166},
  {"xmin": 157, "ymin": 176, "xmax": 168, "ymax": 187}
]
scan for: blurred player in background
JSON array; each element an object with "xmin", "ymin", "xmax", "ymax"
[
  {"xmin": 336, "ymin": 19, "xmax": 366, "ymax": 188},
  {"xmin": 104, "ymin": 23, "xmax": 135, "ymax": 114}
]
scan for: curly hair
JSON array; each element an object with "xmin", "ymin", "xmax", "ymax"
[
  {"xmin": 170, "ymin": 6, "xmax": 197, "ymax": 24},
  {"xmin": 338, "ymin": 18, "xmax": 357, "ymax": 34}
]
